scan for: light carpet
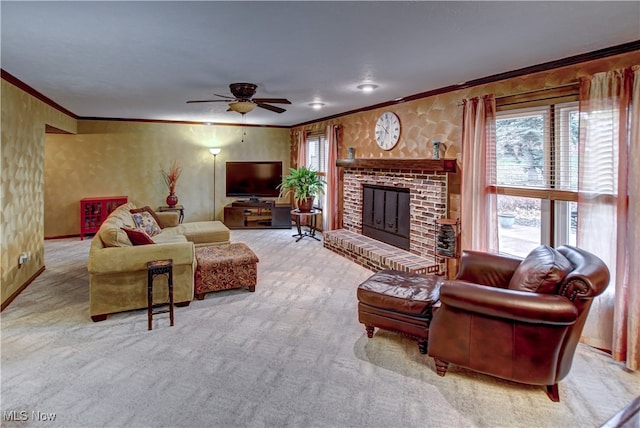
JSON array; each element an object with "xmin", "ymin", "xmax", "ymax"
[{"xmin": 1, "ymin": 229, "xmax": 638, "ymax": 428}]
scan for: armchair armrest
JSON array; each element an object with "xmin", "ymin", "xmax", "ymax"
[
  {"xmin": 440, "ymin": 280, "xmax": 578, "ymax": 325},
  {"xmin": 557, "ymin": 245, "xmax": 611, "ymax": 301},
  {"xmin": 455, "ymin": 250, "xmax": 523, "ymax": 288},
  {"xmin": 88, "ymin": 241, "xmax": 195, "ymax": 275}
]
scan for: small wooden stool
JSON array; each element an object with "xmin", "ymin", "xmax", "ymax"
[{"xmin": 147, "ymin": 259, "xmax": 174, "ymax": 330}]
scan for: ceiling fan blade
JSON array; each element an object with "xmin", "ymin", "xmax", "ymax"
[
  {"xmin": 186, "ymin": 99, "xmax": 230, "ymax": 104},
  {"xmin": 253, "ymin": 98, "xmax": 291, "ymax": 104},
  {"xmin": 257, "ymin": 103, "xmax": 286, "ymax": 113}
]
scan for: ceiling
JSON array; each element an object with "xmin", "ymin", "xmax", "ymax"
[{"xmin": 2, "ymin": 1, "xmax": 639, "ymax": 127}]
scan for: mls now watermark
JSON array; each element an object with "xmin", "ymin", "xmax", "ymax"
[{"xmin": 3, "ymin": 410, "xmax": 57, "ymax": 422}]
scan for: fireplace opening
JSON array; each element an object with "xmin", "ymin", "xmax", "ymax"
[{"xmin": 362, "ymin": 184, "xmax": 410, "ymax": 250}]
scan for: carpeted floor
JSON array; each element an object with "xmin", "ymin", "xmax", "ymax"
[{"xmin": 1, "ymin": 229, "xmax": 638, "ymax": 428}]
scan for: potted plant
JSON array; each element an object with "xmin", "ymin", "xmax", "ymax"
[
  {"xmin": 277, "ymin": 165, "xmax": 326, "ymax": 212},
  {"xmin": 497, "ymin": 197, "xmax": 517, "ymax": 228},
  {"xmin": 498, "ymin": 213, "xmax": 516, "ymax": 228},
  {"xmin": 161, "ymin": 160, "xmax": 182, "ymax": 208}
]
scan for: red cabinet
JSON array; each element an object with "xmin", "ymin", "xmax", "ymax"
[{"xmin": 80, "ymin": 196, "xmax": 128, "ymax": 240}]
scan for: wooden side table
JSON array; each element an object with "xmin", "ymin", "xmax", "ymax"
[
  {"xmin": 291, "ymin": 209, "xmax": 321, "ymax": 242},
  {"xmin": 158, "ymin": 205, "xmax": 184, "ymax": 224}
]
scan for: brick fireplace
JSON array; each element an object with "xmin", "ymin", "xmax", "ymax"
[{"xmin": 324, "ymin": 158, "xmax": 456, "ymax": 273}]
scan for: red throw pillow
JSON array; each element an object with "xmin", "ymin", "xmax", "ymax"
[
  {"xmin": 121, "ymin": 227, "xmax": 155, "ymax": 246},
  {"xmin": 130, "ymin": 206, "xmax": 164, "ymax": 229}
]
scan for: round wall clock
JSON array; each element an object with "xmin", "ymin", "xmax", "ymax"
[{"xmin": 374, "ymin": 111, "xmax": 401, "ymax": 150}]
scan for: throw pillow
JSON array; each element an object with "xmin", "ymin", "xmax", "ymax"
[
  {"xmin": 130, "ymin": 206, "xmax": 164, "ymax": 229},
  {"xmin": 131, "ymin": 211, "xmax": 162, "ymax": 237},
  {"xmin": 508, "ymin": 245, "xmax": 573, "ymax": 294},
  {"xmin": 121, "ymin": 227, "xmax": 155, "ymax": 246}
]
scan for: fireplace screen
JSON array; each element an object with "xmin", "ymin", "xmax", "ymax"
[{"xmin": 362, "ymin": 185, "xmax": 410, "ymax": 250}]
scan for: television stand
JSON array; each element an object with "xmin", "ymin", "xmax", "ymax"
[
  {"xmin": 231, "ymin": 200, "xmax": 274, "ymax": 208},
  {"xmin": 224, "ymin": 202, "xmax": 292, "ymax": 229}
]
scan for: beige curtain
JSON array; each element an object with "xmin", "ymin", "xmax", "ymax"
[
  {"xmin": 460, "ymin": 95, "xmax": 498, "ymax": 252},
  {"xmin": 296, "ymin": 130, "xmax": 308, "ymax": 169},
  {"xmin": 578, "ymin": 65, "xmax": 639, "ymax": 370},
  {"xmin": 323, "ymin": 125, "xmax": 339, "ymax": 231}
]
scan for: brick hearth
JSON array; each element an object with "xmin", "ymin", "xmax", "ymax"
[{"xmin": 324, "ymin": 229, "xmax": 439, "ymax": 274}]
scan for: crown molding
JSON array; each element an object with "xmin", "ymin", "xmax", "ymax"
[{"xmin": 1, "ymin": 69, "xmax": 77, "ymax": 118}]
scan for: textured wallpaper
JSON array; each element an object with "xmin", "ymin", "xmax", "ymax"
[
  {"xmin": 44, "ymin": 121, "xmax": 290, "ymax": 237},
  {"xmin": 291, "ymin": 51, "xmax": 640, "ymax": 220},
  {"xmin": 1, "ymin": 80, "xmax": 76, "ymax": 305}
]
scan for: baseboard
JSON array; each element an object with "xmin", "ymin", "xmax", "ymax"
[
  {"xmin": 45, "ymin": 234, "xmax": 80, "ymax": 240},
  {"xmin": 1, "ymin": 266, "xmax": 46, "ymax": 311}
]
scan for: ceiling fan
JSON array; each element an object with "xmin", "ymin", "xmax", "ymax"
[{"xmin": 186, "ymin": 83, "xmax": 291, "ymax": 114}]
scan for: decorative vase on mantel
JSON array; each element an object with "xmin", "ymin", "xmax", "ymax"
[{"xmin": 166, "ymin": 191, "xmax": 178, "ymax": 208}]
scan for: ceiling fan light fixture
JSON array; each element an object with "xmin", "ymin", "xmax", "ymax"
[
  {"xmin": 309, "ymin": 102, "xmax": 325, "ymax": 110},
  {"xmin": 229, "ymin": 101, "xmax": 256, "ymax": 114},
  {"xmin": 357, "ymin": 83, "xmax": 378, "ymax": 93}
]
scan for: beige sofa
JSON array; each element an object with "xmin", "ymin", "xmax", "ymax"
[{"xmin": 87, "ymin": 203, "xmax": 230, "ymax": 321}]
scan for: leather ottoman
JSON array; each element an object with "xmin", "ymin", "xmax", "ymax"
[
  {"xmin": 194, "ymin": 243, "xmax": 259, "ymax": 299},
  {"xmin": 357, "ymin": 269, "xmax": 443, "ymax": 354}
]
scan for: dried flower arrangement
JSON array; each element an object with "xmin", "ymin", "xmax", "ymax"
[{"xmin": 161, "ymin": 161, "xmax": 182, "ymax": 193}]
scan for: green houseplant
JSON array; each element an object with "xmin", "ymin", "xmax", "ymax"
[{"xmin": 277, "ymin": 166, "xmax": 326, "ymax": 212}]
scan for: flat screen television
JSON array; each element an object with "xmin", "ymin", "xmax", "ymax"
[{"xmin": 225, "ymin": 161, "xmax": 283, "ymax": 199}]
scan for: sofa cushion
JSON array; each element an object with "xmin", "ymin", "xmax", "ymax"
[
  {"xmin": 177, "ymin": 221, "xmax": 230, "ymax": 245},
  {"xmin": 152, "ymin": 229, "xmax": 188, "ymax": 244},
  {"xmin": 155, "ymin": 211, "xmax": 180, "ymax": 228},
  {"xmin": 132, "ymin": 211, "xmax": 162, "ymax": 237},
  {"xmin": 98, "ymin": 204, "xmax": 137, "ymax": 247},
  {"xmin": 130, "ymin": 206, "xmax": 164, "ymax": 228},
  {"xmin": 508, "ymin": 245, "xmax": 573, "ymax": 294}
]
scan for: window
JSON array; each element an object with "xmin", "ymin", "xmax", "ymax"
[
  {"xmin": 493, "ymin": 98, "xmax": 579, "ymax": 257},
  {"xmin": 305, "ymin": 132, "xmax": 328, "ymax": 209}
]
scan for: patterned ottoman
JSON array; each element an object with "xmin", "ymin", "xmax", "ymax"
[{"xmin": 194, "ymin": 243, "xmax": 259, "ymax": 300}]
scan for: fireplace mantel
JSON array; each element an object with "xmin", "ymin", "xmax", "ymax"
[{"xmin": 336, "ymin": 158, "xmax": 457, "ymax": 173}]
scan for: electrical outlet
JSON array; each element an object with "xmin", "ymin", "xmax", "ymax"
[{"xmin": 18, "ymin": 252, "xmax": 29, "ymax": 266}]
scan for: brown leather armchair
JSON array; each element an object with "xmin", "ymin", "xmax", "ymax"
[{"xmin": 427, "ymin": 245, "xmax": 610, "ymax": 402}]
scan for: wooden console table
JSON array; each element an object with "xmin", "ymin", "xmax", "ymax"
[{"xmin": 224, "ymin": 201, "xmax": 291, "ymax": 229}]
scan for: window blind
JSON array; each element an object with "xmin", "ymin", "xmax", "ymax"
[
  {"xmin": 493, "ymin": 101, "xmax": 579, "ymax": 197},
  {"xmin": 306, "ymin": 133, "xmax": 327, "ymax": 174}
]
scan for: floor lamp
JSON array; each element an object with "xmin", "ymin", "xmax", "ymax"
[{"xmin": 209, "ymin": 147, "xmax": 221, "ymax": 220}]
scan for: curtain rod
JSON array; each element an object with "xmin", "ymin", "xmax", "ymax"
[
  {"xmin": 296, "ymin": 125, "xmax": 342, "ymax": 135},
  {"xmin": 457, "ymin": 81, "xmax": 579, "ymax": 106}
]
